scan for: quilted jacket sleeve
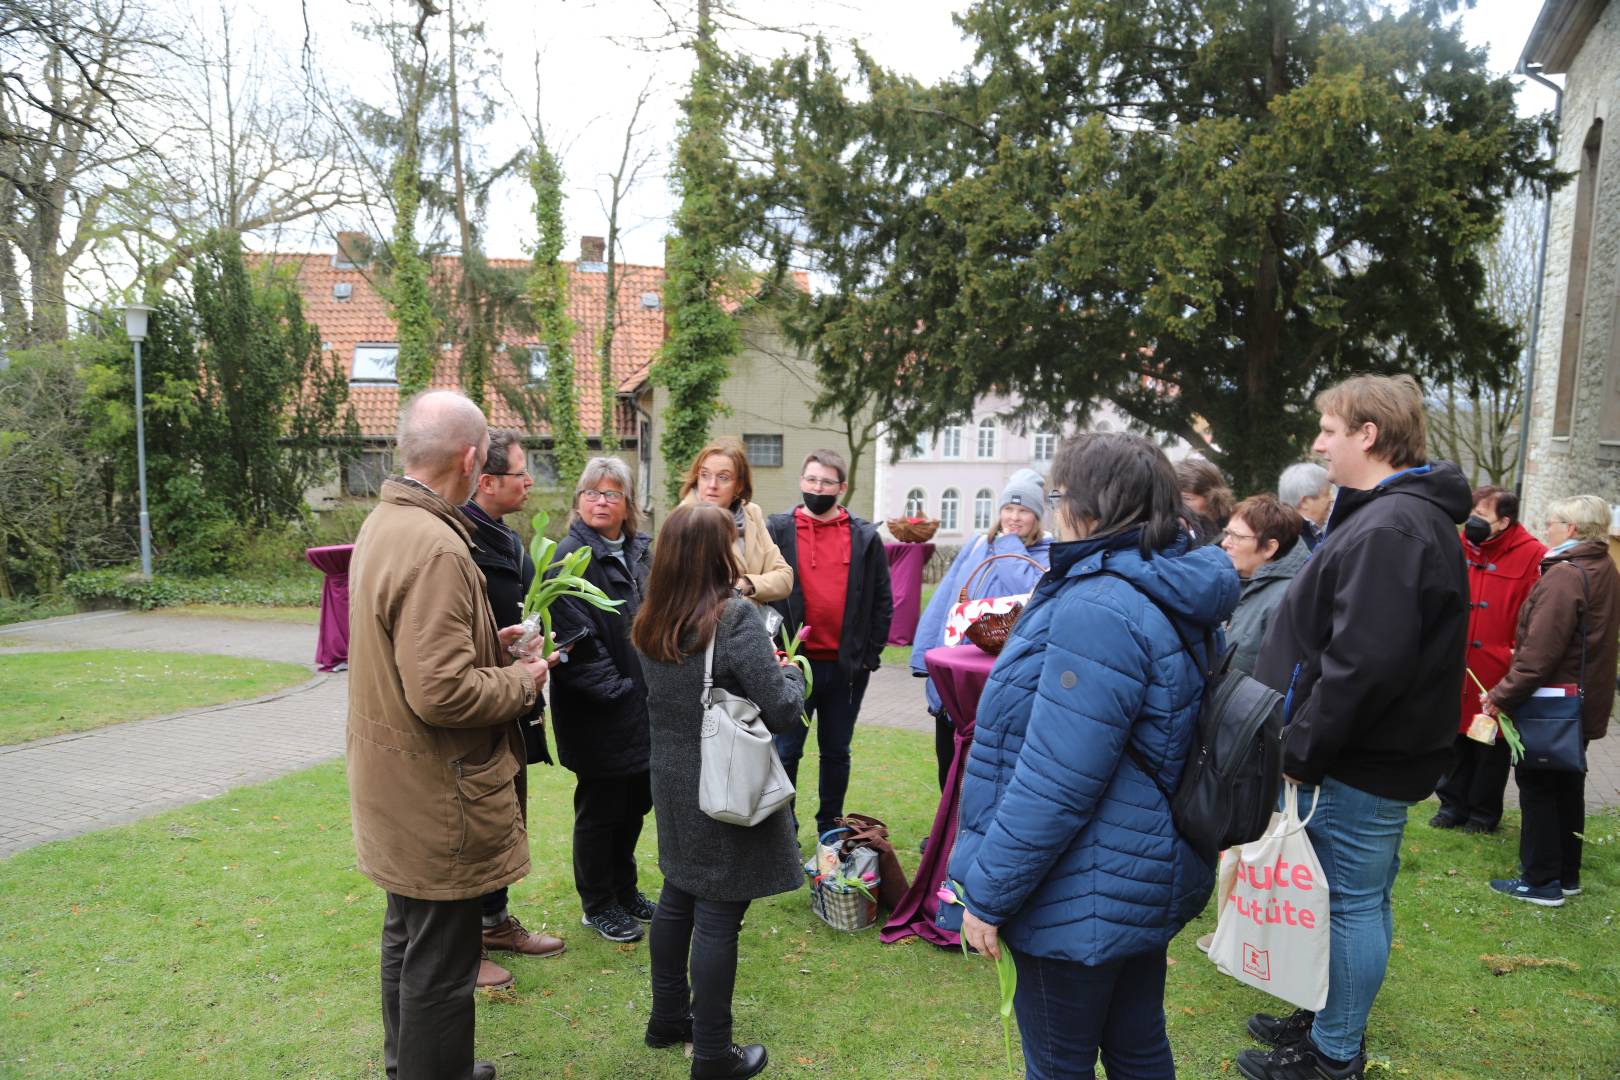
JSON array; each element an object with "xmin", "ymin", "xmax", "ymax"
[{"xmin": 961, "ymin": 590, "xmax": 1151, "ymax": 924}]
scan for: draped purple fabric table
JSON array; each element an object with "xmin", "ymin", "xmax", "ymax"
[
  {"xmin": 304, "ymin": 544, "xmax": 354, "ymax": 672},
  {"xmin": 881, "ymin": 642, "xmax": 997, "ymax": 947},
  {"xmin": 883, "ymin": 541, "xmax": 935, "ymax": 646}
]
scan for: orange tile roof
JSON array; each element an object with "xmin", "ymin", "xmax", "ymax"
[{"xmin": 260, "ymin": 251, "xmax": 670, "ymax": 439}]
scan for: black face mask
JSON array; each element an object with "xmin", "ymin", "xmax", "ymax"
[
  {"xmin": 801, "ymin": 491, "xmax": 838, "ymax": 515},
  {"xmin": 1463, "ymin": 516, "xmax": 1492, "ymax": 546}
]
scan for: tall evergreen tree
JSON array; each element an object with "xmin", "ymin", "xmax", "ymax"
[{"xmin": 725, "ymin": 0, "xmax": 1558, "ymax": 491}]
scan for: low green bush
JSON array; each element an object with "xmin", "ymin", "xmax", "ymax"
[
  {"xmin": 0, "ymin": 594, "xmax": 75, "ymax": 626},
  {"xmin": 63, "ymin": 567, "xmax": 321, "ymax": 610}
]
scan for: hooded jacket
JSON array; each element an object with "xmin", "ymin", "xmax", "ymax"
[
  {"xmin": 547, "ymin": 517, "xmax": 654, "ymax": 776},
  {"xmin": 949, "ymin": 531, "xmax": 1238, "ymax": 965},
  {"xmin": 1253, "ymin": 462, "xmax": 1472, "ymax": 802},
  {"xmin": 1489, "ymin": 539, "xmax": 1620, "ymax": 742},
  {"xmin": 1458, "ymin": 522, "xmax": 1545, "ymax": 732},
  {"xmin": 766, "ymin": 506, "xmax": 892, "ymax": 679},
  {"xmin": 1227, "ymin": 537, "xmax": 1310, "ymax": 676},
  {"xmin": 346, "ymin": 478, "xmax": 537, "ymax": 901}
]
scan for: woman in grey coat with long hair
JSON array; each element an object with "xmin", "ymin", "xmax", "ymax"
[{"xmin": 631, "ymin": 503, "xmax": 806, "ymax": 1080}]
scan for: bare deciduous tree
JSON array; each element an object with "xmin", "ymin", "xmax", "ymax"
[
  {"xmin": 1430, "ymin": 195, "xmax": 1541, "ymax": 487},
  {"xmin": 0, "ymin": 0, "xmax": 165, "ymax": 345}
]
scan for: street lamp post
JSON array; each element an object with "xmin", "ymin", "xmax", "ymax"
[{"xmin": 124, "ymin": 304, "xmax": 155, "ymax": 579}]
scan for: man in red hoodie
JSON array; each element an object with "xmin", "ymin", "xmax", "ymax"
[
  {"xmin": 1431, "ymin": 485, "xmax": 1545, "ymax": 833},
  {"xmin": 766, "ymin": 449, "xmax": 893, "ymax": 838}
]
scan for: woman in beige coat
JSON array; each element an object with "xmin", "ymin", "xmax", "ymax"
[{"xmin": 677, "ymin": 438, "xmax": 793, "ymax": 603}]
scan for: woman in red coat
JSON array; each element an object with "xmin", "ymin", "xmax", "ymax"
[{"xmin": 1431, "ymin": 486, "xmax": 1545, "ymax": 832}]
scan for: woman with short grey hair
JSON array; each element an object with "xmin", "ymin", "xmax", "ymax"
[
  {"xmin": 1279, "ymin": 462, "xmax": 1333, "ymax": 550},
  {"xmin": 548, "ymin": 456, "xmax": 658, "ymax": 942}
]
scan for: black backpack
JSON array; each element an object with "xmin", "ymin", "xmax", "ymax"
[{"xmin": 1100, "ymin": 572, "xmax": 1285, "ymax": 868}]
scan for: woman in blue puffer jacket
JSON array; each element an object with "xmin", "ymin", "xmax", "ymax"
[{"xmin": 950, "ymin": 433, "xmax": 1239, "ymax": 1080}]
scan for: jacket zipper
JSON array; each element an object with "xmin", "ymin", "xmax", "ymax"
[{"xmin": 1282, "ymin": 662, "xmax": 1303, "ymax": 726}]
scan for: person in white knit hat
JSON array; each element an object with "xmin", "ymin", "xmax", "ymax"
[{"xmin": 911, "ymin": 467, "xmax": 1055, "ymax": 790}]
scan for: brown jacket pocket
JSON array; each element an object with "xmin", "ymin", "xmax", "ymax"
[{"xmin": 455, "ymin": 749, "xmax": 522, "ymax": 865}]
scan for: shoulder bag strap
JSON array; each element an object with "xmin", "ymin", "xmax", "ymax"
[{"xmin": 701, "ymin": 632, "xmax": 716, "ymax": 705}]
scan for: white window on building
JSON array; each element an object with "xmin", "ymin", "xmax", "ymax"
[
  {"xmin": 973, "ymin": 488, "xmax": 994, "ymax": 531},
  {"xmin": 527, "ymin": 449, "xmax": 560, "ymax": 489},
  {"xmin": 1032, "ymin": 432, "xmax": 1057, "ymax": 462},
  {"xmin": 903, "ymin": 434, "xmax": 928, "ymax": 459},
  {"xmin": 345, "ymin": 447, "xmax": 393, "ymax": 496},
  {"xmin": 904, "ymin": 487, "xmax": 927, "ymax": 517},
  {"xmin": 977, "ymin": 417, "xmax": 998, "ymax": 458},
  {"xmin": 524, "ymin": 344, "xmax": 548, "ymax": 387},
  {"xmin": 940, "ymin": 488, "xmax": 960, "ymax": 531},
  {"xmin": 940, "ymin": 426, "xmax": 962, "ymax": 459},
  {"xmin": 350, "ymin": 343, "xmax": 398, "ymax": 384},
  {"xmin": 743, "ymin": 434, "xmax": 784, "ymax": 467}
]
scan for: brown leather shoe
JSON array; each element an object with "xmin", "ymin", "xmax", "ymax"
[
  {"xmin": 483, "ymin": 915, "xmax": 566, "ymax": 958},
  {"xmin": 477, "ymin": 948, "xmax": 514, "ymax": 991}
]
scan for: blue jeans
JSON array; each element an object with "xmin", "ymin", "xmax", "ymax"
[
  {"xmin": 1296, "ymin": 776, "xmax": 1412, "ymax": 1061},
  {"xmin": 772, "ymin": 659, "xmax": 869, "ymax": 836},
  {"xmin": 1012, "ymin": 946, "xmax": 1175, "ymax": 1080}
]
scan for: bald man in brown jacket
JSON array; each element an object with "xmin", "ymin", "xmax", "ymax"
[{"xmin": 347, "ymin": 390, "xmax": 551, "ymax": 1080}]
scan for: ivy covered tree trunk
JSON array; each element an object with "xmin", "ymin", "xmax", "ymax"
[
  {"xmin": 387, "ymin": 10, "xmax": 437, "ymax": 405},
  {"xmin": 652, "ymin": 0, "xmax": 739, "ymax": 503},
  {"xmin": 528, "ymin": 137, "xmax": 588, "ymax": 486}
]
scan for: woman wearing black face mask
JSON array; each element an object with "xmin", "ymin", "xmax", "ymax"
[
  {"xmin": 764, "ymin": 450, "xmax": 893, "ymax": 838},
  {"xmin": 1432, "ymin": 486, "xmax": 1545, "ymax": 833}
]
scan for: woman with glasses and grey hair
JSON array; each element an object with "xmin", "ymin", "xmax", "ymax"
[{"xmin": 547, "ymin": 456, "xmax": 658, "ymax": 944}]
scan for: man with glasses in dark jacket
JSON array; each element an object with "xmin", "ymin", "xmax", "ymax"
[
  {"xmin": 766, "ymin": 449, "xmax": 893, "ymax": 839},
  {"xmin": 1237, "ymin": 375, "xmax": 1471, "ymax": 1080},
  {"xmin": 462, "ymin": 431, "xmax": 565, "ymax": 989}
]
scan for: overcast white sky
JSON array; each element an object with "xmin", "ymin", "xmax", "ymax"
[{"xmin": 235, "ymin": 0, "xmax": 1560, "ymax": 267}]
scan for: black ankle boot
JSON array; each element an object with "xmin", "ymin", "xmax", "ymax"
[
  {"xmin": 645, "ymin": 1014, "xmax": 694, "ymax": 1049},
  {"xmin": 691, "ymin": 1042, "xmax": 767, "ymax": 1079}
]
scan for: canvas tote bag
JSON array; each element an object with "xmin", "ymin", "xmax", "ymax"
[
  {"xmin": 1209, "ymin": 781, "xmax": 1330, "ymax": 1011},
  {"xmin": 697, "ymin": 634, "xmax": 795, "ymax": 826}
]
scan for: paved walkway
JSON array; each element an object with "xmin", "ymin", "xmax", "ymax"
[
  {"xmin": 1, "ymin": 611, "xmax": 1616, "ymax": 859},
  {"xmin": 0, "ymin": 612, "xmax": 344, "ymax": 857}
]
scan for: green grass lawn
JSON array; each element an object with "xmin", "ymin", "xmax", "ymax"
[
  {"xmin": 167, "ymin": 604, "xmax": 322, "ymax": 624},
  {"xmin": 0, "ymin": 649, "xmax": 313, "ymax": 745},
  {"xmin": 1, "ymin": 725, "xmax": 1616, "ymax": 1078}
]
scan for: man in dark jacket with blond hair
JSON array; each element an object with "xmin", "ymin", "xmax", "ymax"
[
  {"xmin": 1237, "ymin": 374, "xmax": 1471, "ymax": 1080},
  {"xmin": 347, "ymin": 390, "xmax": 552, "ymax": 1080}
]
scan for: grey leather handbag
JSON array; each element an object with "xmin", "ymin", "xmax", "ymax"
[{"xmin": 698, "ymin": 634, "xmax": 795, "ymax": 826}]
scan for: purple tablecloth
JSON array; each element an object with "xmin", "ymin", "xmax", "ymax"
[
  {"xmin": 305, "ymin": 544, "xmax": 354, "ymax": 672},
  {"xmin": 881, "ymin": 642, "xmax": 997, "ymax": 947},
  {"xmin": 884, "ymin": 541, "xmax": 935, "ymax": 646}
]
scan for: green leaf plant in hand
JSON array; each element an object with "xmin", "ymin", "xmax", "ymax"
[
  {"xmin": 519, "ymin": 510, "xmax": 624, "ymax": 655},
  {"xmin": 778, "ymin": 623, "xmax": 814, "ymax": 725},
  {"xmin": 940, "ymin": 878, "xmax": 1019, "ymax": 1075}
]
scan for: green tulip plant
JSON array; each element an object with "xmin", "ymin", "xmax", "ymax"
[{"xmin": 513, "ymin": 510, "xmax": 624, "ymax": 657}]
